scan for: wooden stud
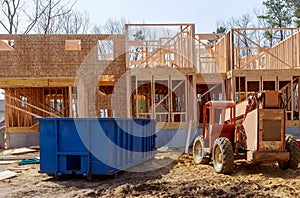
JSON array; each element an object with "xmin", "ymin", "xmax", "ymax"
[{"xmin": 68, "ymin": 86, "xmax": 73, "ymax": 118}]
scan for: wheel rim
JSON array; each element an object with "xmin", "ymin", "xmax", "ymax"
[
  {"xmin": 214, "ymin": 145, "xmax": 222, "ymax": 169},
  {"xmin": 194, "ymin": 140, "xmax": 202, "ymax": 162}
]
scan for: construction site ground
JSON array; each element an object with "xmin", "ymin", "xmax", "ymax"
[{"xmin": 1, "ymin": 149, "xmax": 300, "ymax": 198}]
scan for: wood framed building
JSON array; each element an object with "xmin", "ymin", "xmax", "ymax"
[{"xmin": 0, "ymin": 25, "xmax": 300, "ymax": 147}]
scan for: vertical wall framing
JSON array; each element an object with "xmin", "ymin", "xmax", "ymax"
[{"xmin": 129, "ymin": 71, "xmax": 189, "ymax": 123}]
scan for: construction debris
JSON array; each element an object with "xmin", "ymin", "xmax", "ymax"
[
  {"xmin": 17, "ymin": 157, "xmax": 40, "ymax": 166},
  {"xmin": 0, "ymin": 161, "xmax": 17, "ymax": 165},
  {"xmin": 0, "ymin": 154, "xmax": 39, "ymax": 161},
  {"xmin": 0, "ymin": 147, "xmax": 39, "ymax": 161},
  {"xmin": 0, "ymin": 170, "xmax": 17, "ymax": 181},
  {"xmin": 7, "ymin": 167, "xmax": 29, "ymax": 171},
  {"xmin": 0, "ymin": 147, "xmax": 37, "ymax": 155}
]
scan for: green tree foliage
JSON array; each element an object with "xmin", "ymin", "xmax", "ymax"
[
  {"xmin": 259, "ymin": 0, "xmax": 292, "ymax": 28},
  {"xmin": 215, "ymin": 26, "xmax": 227, "ymax": 41},
  {"xmin": 287, "ymin": 0, "xmax": 300, "ymax": 27},
  {"xmin": 216, "ymin": 26, "xmax": 227, "ymax": 34},
  {"xmin": 133, "ymin": 30, "xmax": 145, "ymax": 41},
  {"xmin": 258, "ymin": 0, "xmax": 292, "ymax": 40},
  {"xmin": 207, "ymin": 26, "xmax": 226, "ymax": 46}
]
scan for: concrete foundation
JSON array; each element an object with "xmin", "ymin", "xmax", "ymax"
[
  {"xmin": 6, "ymin": 133, "xmax": 39, "ymax": 148},
  {"xmin": 156, "ymin": 126, "xmax": 300, "ymax": 148},
  {"xmin": 155, "ymin": 128, "xmax": 201, "ymax": 148},
  {"xmin": 2, "ymin": 127, "xmax": 300, "ymax": 149},
  {"xmin": 287, "ymin": 127, "xmax": 300, "ymax": 139}
]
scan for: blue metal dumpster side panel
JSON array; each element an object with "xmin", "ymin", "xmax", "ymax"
[
  {"xmin": 57, "ymin": 120, "xmax": 88, "ymax": 152},
  {"xmin": 56, "ymin": 120, "xmax": 89, "ymax": 174},
  {"xmin": 88, "ymin": 118, "xmax": 156, "ymax": 175},
  {"xmin": 39, "ymin": 119, "xmax": 57, "ymax": 174},
  {"xmin": 37, "ymin": 118, "xmax": 156, "ymax": 176}
]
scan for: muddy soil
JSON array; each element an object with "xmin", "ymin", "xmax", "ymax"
[{"xmin": 0, "ymin": 150, "xmax": 300, "ymax": 198}]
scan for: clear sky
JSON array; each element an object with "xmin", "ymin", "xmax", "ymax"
[{"xmin": 74, "ymin": 0, "xmax": 264, "ymax": 33}]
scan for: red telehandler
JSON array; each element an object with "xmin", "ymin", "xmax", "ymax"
[{"xmin": 193, "ymin": 91, "xmax": 300, "ymax": 174}]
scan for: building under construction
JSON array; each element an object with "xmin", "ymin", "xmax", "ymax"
[{"xmin": 0, "ymin": 24, "xmax": 300, "ymax": 147}]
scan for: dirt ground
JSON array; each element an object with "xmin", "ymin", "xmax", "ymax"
[{"xmin": 1, "ymin": 150, "xmax": 300, "ymax": 198}]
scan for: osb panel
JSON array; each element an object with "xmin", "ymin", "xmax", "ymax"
[
  {"xmin": 0, "ymin": 34, "xmax": 126, "ymax": 79},
  {"xmin": 65, "ymin": 40, "xmax": 81, "ymax": 50},
  {"xmin": 97, "ymin": 95, "xmax": 112, "ymax": 109}
]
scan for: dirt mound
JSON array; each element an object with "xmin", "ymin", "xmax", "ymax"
[{"xmin": 1, "ymin": 152, "xmax": 300, "ymax": 197}]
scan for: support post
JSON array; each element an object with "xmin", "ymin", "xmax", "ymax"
[
  {"xmin": 298, "ymin": 77, "xmax": 300, "ymax": 116},
  {"xmin": 291, "ymin": 76, "xmax": 294, "ymax": 120},
  {"xmin": 68, "ymin": 86, "xmax": 73, "ymax": 118},
  {"xmin": 185, "ymin": 119, "xmax": 193, "ymax": 154}
]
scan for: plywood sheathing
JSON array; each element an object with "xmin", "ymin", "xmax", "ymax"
[
  {"xmin": 0, "ymin": 34, "xmax": 125, "ymax": 78},
  {"xmin": 0, "ymin": 34, "xmax": 127, "ymax": 128}
]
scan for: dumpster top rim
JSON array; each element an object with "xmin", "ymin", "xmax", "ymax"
[{"xmin": 35, "ymin": 118, "xmax": 155, "ymax": 121}]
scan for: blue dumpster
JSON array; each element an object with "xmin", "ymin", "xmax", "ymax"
[{"xmin": 36, "ymin": 118, "xmax": 156, "ymax": 177}]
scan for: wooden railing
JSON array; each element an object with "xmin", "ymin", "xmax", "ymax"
[
  {"xmin": 126, "ymin": 24, "xmax": 195, "ymax": 69},
  {"xmin": 127, "ymin": 26, "xmax": 300, "ymax": 73},
  {"xmin": 196, "ymin": 28, "xmax": 296, "ymax": 73},
  {"xmin": 230, "ymin": 28, "xmax": 299, "ymax": 71}
]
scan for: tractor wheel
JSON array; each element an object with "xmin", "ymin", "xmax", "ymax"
[
  {"xmin": 193, "ymin": 136, "xmax": 210, "ymax": 165},
  {"xmin": 279, "ymin": 134, "xmax": 300, "ymax": 170},
  {"xmin": 213, "ymin": 137, "xmax": 234, "ymax": 174}
]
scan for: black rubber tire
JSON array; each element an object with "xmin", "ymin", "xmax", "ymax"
[
  {"xmin": 212, "ymin": 137, "xmax": 234, "ymax": 174},
  {"xmin": 279, "ymin": 134, "xmax": 300, "ymax": 170},
  {"xmin": 193, "ymin": 136, "xmax": 210, "ymax": 165}
]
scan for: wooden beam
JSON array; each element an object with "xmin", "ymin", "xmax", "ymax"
[
  {"xmin": 48, "ymin": 78, "xmax": 74, "ymax": 87},
  {"xmin": 232, "ymin": 69, "xmax": 300, "ymax": 77},
  {"xmin": 126, "ymin": 23, "xmax": 194, "ymax": 27},
  {"xmin": 4, "ymin": 93, "xmax": 61, "ymax": 118},
  {"xmin": 195, "ymin": 73, "xmax": 226, "ymax": 84},
  {"xmin": 0, "ymin": 78, "xmax": 76, "ymax": 87},
  {"xmin": 6, "ymin": 127, "xmax": 39, "ymax": 134},
  {"xmin": 0, "ymin": 79, "xmax": 48, "ymax": 87},
  {"xmin": 201, "ymin": 84, "xmax": 221, "ymax": 98},
  {"xmin": 197, "ymin": 34, "xmax": 217, "ymax": 40},
  {"xmin": 232, "ymin": 27, "xmax": 298, "ymax": 31},
  {"xmin": 98, "ymin": 81, "xmax": 115, "ymax": 86},
  {"xmin": 5, "ymin": 103, "xmax": 41, "ymax": 118},
  {"xmin": 287, "ymin": 120, "xmax": 300, "ymax": 127}
]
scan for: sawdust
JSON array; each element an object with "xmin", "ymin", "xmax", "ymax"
[{"xmin": 0, "ymin": 152, "xmax": 300, "ymax": 198}]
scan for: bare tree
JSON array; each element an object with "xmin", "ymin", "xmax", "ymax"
[
  {"xmin": 35, "ymin": 0, "xmax": 77, "ymax": 34},
  {"xmin": 0, "ymin": 0, "xmax": 22, "ymax": 34},
  {"xmin": 23, "ymin": 0, "xmax": 49, "ymax": 34},
  {"xmin": 0, "ymin": 0, "xmax": 80, "ymax": 34},
  {"xmin": 92, "ymin": 17, "xmax": 127, "ymax": 34},
  {"xmin": 102, "ymin": 17, "xmax": 126, "ymax": 34},
  {"xmin": 219, "ymin": 14, "xmax": 255, "ymax": 56},
  {"xmin": 92, "ymin": 24, "xmax": 101, "ymax": 34},
  {"xmin": 60, "ymin": 10, "xmax": 90, "ymax": 34}
]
